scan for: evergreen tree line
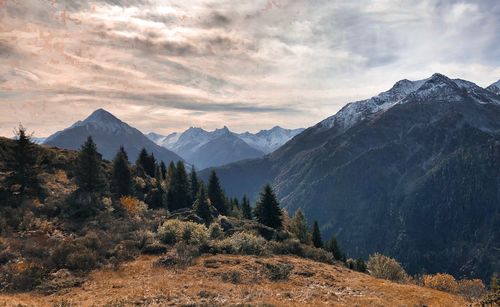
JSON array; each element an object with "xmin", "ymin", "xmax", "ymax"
[{"xmin": 8, "ymin": 132, "xmax": 347, "ymax": 264}]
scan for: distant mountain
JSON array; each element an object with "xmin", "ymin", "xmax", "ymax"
[
  {"xmin": 237, "ymin": 126, "xmax": 305, "ymax": 153},
  {"xmin": 147, "ymin": 126, "xmax": 302, "ymax": 169},
  {"xmin": 201, "ymin": 73, "xmax": 500, "ymax": 280},
  {"xmin": 44, "ymin": 109, "xmax": 183, "ymax": 164},
  {"xmin": 486, "ymin": 79, "xmax": 500, "ymax": 95}
]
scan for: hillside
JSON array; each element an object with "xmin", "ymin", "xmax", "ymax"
[
  {"xmin": 0, "ymin": 254, "xmax": 466, "ymax": 307},
  {"xmin": 200, "ymin": 73, "xmax": 500, "ymax": 281}
]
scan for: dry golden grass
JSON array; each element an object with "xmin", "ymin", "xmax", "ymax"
[{"xmin": 0, "ymin": 254, "xmax": 468, "ymax": 307}]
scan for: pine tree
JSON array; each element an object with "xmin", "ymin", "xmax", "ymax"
[
  {"xmin": 311, "ymin": 220, "xmax": 323, "ymax": 248},
  {"xmin": 135, "ymin": 148, "xmax": 155, "ymax": 177},
  {"xmin": 160, "ymin": 161, "xmax": 167, "ymax": 179},
  {"xmin": 111, "ymin": 146, "xmax": 132, "ymax": 197},
  {"xmin": 136, "ymin": 148, "xmax": 149, "ymax": 177},
  {"xmin": 207, "ymin": 170, "xmax": 227, "ymax": 215},
  {"xmin": 194, "ymin": 185, "xmax": 212, "ymax": 225},
  {"xmin": 167, "ymin": 161, "xmax": 190, "ymax": 211},
  {"xmin": 189, "ymin": 165, "xmax": 200, "ymax": 204},
  {"xmin": 241, "ymin": 195, "xmax": 252, "ymax": 219},
  {"xmin": 291, "ymin": 208, "xmax": 309, "ymax": 244},
  {"xmin": 254, "ymin": 184, "xmax": 282, "ymax": 229},
  {"xmin": 10, "ymin": 124, "xmax": 41, "ymax": 196},
  {"xmin": 325, "ymin": 235, "xmax": 343, "ymax": 261},
  {"xmin": 75, "ymin": 136, "xmax": 107, "ymax": 193}
]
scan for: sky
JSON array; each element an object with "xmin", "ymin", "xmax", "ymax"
[{"xmin": 0, "ymin": 0, "xmax": 499, "ymax": 137}]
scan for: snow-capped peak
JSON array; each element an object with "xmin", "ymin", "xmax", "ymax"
[
  {"xmin": 319, "ymin": 73, "xmax": 500, "ymax": 132},
  {"xmin": 486, "ymin": 79, "xmax": 500, "ymax": 95},
  {"xmin": 319, "ymin": 76, "xmax": 427, "ymax": 130}
]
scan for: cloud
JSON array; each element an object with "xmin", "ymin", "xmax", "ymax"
[{"xmin": 0, "ymin": 0, "xmax": 498, "ymax": 137}]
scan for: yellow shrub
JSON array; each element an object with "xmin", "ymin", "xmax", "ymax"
[
  {"xmin": 423, "ymin": 273, "xmax": 458, "ymax": 293},
  {"xmin": 120, "ymin": 196, "xmax": 147, "ymax": 215},
  {"xmin": 54, "ymin": 170, "xmax": 69, "ymax": 184},
  {"xmin": 457, "ymin": 279, "xmax": 486, "ymax": 300},
  {"xmin": 366, "ymin": 253, "xmax": 408, "ymax": 283},
  {"xmin": 158, "ymin": 219, "xmax": 208, "ymax": 246}
]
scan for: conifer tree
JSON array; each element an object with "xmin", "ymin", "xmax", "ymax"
[
  {"xmin": 75, "ymin": 136, "xmax": 107, "ymax": 193},
  {"xmin": 160, "ymin": 161, "xmax": 167, "ymax": 179},
  {"xmin": 241, "ymin": 195, "xmax": 252, "ymax": 219},
  {"xmin": 325, "ymin": 235, "xmax": 344, "ymax": 261},
  {"xmin": 291, "ymin": 208, "xmax": 309, "ymax": 244},
  {"xmin": 311, "ymin": 220, "xmax": 323, "ymax": 248},
  {"xmin": 165, "ymin": 161, "xmax": 176, "ymax": 187},
  {"xmin": 111, "ymin": 146, "xmax": 132, "ymax": 197},
  {"xmin": 135, "ymin": 148, "xmax": 155, "ymax": 177},
  {"xmin": 10, "ymin": 124, "xmax": 41, "ymax": 196},
  {"xmin": 194, "ymin": 185, "xmax": 212, "ymax": 225},
  {"xmin": 207, "ymin": 170, "xmax": 227, "ymax": 215},
  {"xmin": 167, "ymin": 161, "xmax": 190, "ymax": 211},
  {"xmin": 189, "ymin": 165, "xmax": 200, "ymax": 204},
  {"xmin": 254, "ymin": 184, "xmax": 282, "ymax": 229},
  {"xmin": 136, "ymin": 148, "xmax": 149, "ymax": 177}
]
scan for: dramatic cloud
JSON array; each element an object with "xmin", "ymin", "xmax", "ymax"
[{"xmin": 0, "ymin": 0, "xmax": 499, "ymax": 137}]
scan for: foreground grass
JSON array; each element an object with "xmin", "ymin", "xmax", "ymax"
[{"xmin": 0, "ymin": 254, "xmax": 466, "ymax": 307}]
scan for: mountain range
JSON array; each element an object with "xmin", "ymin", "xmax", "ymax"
[
  {"xmin": 43, "ymin": 109, "xmax": 183, "ymax": 164},
  {"xmin": 146, "ymin": 126, "xmax": 304, "ymax": 169},
  {"xmin": 200, "ymin": 73, "xmax": 500, "ymax": 280}
]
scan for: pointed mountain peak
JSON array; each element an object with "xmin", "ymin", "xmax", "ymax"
[{"xmin": 84, "ymin": 108, "xmax": 122, "ymax": 124}]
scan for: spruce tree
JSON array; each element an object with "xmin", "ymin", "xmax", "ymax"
[
  {"xmin": 207, "ymin": 170, "xmax": 227, "ymax": 215},
  {"xmin": 167, "ymin": 161, "xmax": 190, "ymax": 211},
  {"xmin": 111, "ymin": 146, "xmax": 132, "ymax": 197},
  {"xmin": 75, "ymin": 136, "xmax": 107, "ymax": 193},
  {"xmin": 241, "ymin": 195, "xmax": 252, "ymax": 219},
  {"xmin": 10, "ymin": 124, "xmax": 41, "ymax": 196},
  {"xmin": 311, "ymin": 220, "xmax": 323, "ymax": 248},
  {"xmin": 194, "ymin": 185, "xmax": 212, "ymax": 225},
  {"xmin": 160, "ymin": 161, "xmax": 167, "ymax": 179},
  {"xmin": 325, "ymin": 235, "xmax": 343, "ymax": 261},
  {"xmin": 254, "ymin": 184, "xmax": 282, "ymax": 229},
  {"xmin": 136, "ymin": 148, "xmax": 149, "ymax": 177},
  {"xmin": 189, "ymin": 165, "xmax": 200, "ymax": 204},
  {"xmin": 136, "ymin": 148, "xmax": 155, "ymax": 177},
  {"xmin": 291, "ymin": 208, "xmax": 309, "ymax": 244}
]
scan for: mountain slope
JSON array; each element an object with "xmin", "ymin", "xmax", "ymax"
[
  {"xmin": 486, "ymin": 79, "xmax": 500, "ymax": 95},
  {"xmin": 44, "ymin": 109, "xmax": 183, "ymax": 164},
  {"xmin": 201, "ymin": 73, "xmax": 500, "ymax": 280},
  {"xmin": 0, "ymin": 254, "xmax": 466, "ymax": 306},
  {"xmin": 189, "ymin": 133, "xmax": 264, "ymax": 169}
]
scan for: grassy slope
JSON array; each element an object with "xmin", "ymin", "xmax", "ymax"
[{"xmin": 0, "ymin": 254, "xmax": 466, "ymax": 307}]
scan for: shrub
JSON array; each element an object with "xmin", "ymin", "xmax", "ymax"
[
  {"xmin": 220, "ymin": 270, "xmax": 242, "ymax": 283},
  {"xmin": 267, "ymin": 239, "xmax": 334, "ymax": 264},
  {"xmin": 263, "ymin": 262, "xmax": 294, "ymax": 281},
  {"xmin": 157, "ymin": 219, "xmax": 208, "ymax": 246},
  {"xmin": 366, "ymin": 253, "xmax": 408, "ymax": 283},
  {"xmin": 142, "ymin": 243, "xmax": 168, "ymax": 255},
  {"xmin": 423, "ymin": 273, "xmax": 458, "ymax": 293},
  {"xmin": 154, "ymin": 243, "xmax": 199, "ymax": 268},
  {"xmin": 212, "ymin": 232, "xmax": 267, "ymax": 256},
  {"xmin": 120, "ymin": 196, "xmax": 147, "ymax": 216},
  {"xmin": 457, "ymin": 279, "xmax": 486, "ymax": 300},
  {"xmin": 208, "ymin": 222, "xmax": 224, "ymax": 240}
]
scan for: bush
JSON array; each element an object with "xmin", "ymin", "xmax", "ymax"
[
  {"xmin": 154, "ymin": 243, "xmax": 199, "ymax": 268},
  {"xmin": 366, "ymin": 253, "xmax": 408, "ymax": 283},
  {"xmin": 208, "ymin": 223, "xmax": 224, "ymax": 240},
  {"xmin": 267, "ymin": 239, "xmax": 334, "ymax": 264},
  {"xmin": 220, "ymin": 270, "xmax": 242, "ymax": 283},
  {"xmin": 263, "ymin": 262, "xmax": 293, "ymax": 281},
  {"xmin": 120, "ymin": 196, "xmax": 147, "ymax": 216},
  {"xmin": 211, "ymin": 232, "xmax": 267, "ymax": 256},
  {"xmin": 423, "ymin": 273, "xmax": 458, "ymax": 293},
  {"xmin": 457, "ymin": 279, "xmax": 486, "ymax": 300},
  {"xmin": 157, "ymin": 219, "xmax": 208, "ymax": 246}
]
